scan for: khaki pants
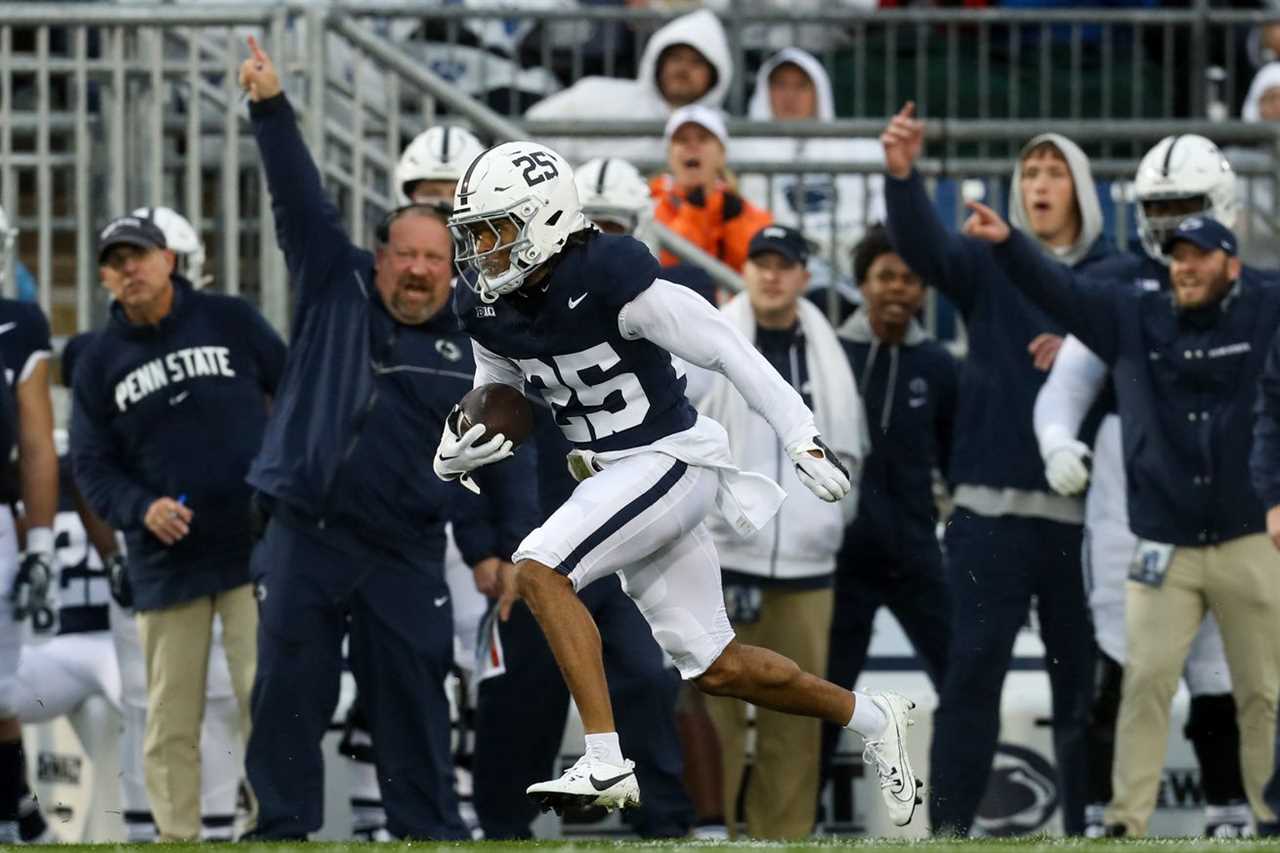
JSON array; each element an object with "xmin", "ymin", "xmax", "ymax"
[
  {"xmin": 1106, "ymin": 534, "xmax": 1280, "ymax": 834},
  {"xmin": 706, "ymin": 585, "xmax": 834, "ymax": 839},
  {"xmin": 137, "ymin": 584, "xmax": 258, "ymax": 841}
]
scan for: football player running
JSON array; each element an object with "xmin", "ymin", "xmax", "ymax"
[{"xmin": 436, "ymin": 142, "xmax": 922, "ymax": 825}]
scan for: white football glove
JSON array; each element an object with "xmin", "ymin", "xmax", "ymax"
[
  {"xmin": 1042, "ymin": 432, "xmax": 1091, "ymax": 496},
  {"xmin": 787, "ymin": 436, "xmax": 852, "ymax": 503},
  {"xmin": 433, "ymin": 405, "xmax": 514, "ymax": 495}
]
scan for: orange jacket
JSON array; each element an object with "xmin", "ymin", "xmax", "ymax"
[{"xmin": 650, "ymin": 176, "xmax": 773, "ymax": 273}]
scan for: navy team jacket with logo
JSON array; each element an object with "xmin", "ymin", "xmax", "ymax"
[
  {"xmin": 244, "ymin": 92, "xmax": 537, "ymax": 573},
  {"xmin": 70, "ymin": 277, "xmax": 287, "ymax": 611},
  {"xmin": 995, "ymin": 229, "xmax": 1280, "ymax": 547}
]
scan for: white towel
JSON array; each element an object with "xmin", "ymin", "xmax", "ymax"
[{"xmin": 702, "ymin": 294, "xmax": 870, "ymax": 467}]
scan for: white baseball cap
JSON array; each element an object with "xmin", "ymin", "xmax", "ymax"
[{"xmin": 663, "ymin": 104, "xmax": 729, "ymax": 149}]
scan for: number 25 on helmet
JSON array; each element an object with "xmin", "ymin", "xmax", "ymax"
[{"xmin": 449, "ymin": 141, "xmax": 587, "ymax": 302}]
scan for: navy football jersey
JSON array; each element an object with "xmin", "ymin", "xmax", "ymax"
[
  {"xmin": 0, "ymin": 300, "xmax": 43, "ymax": 502},
  {"xmin": 54, "ymin": 454, "xmax": 110, "ymax": 635},
  {"xmin": 0, "ymin": 299, "xmax": 52, "ymax": 392},
  {"xmin": 456, "ymin": 231, "xmax": 697, "ymax": 453}
]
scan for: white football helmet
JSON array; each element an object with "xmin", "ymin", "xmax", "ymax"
[
  {"xmin": 394, "ymin": 125, "xmax": 486, "ymax": 206},
  {"xmin": 574, "ymin": 157, "xmax": 652, "ymax": 235},
  {"xmin": 0, "ymin": 205, "xmax": 15, "ymax": 290},
  {"xmin": 1134, "ymin": 135, "xmax": 1238, "ymax": 264},
  {"xmin": 450, "ymin": 141, "xmax": 587, "ymax": 301},
  {"xmin": 132, "ymin": 206, "xmax": 208, "ymax": 287}
]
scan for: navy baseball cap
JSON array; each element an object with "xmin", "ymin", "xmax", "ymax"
[
  {"xmin": 1162, "ymin": 216, "xmax": 1237, "ymax": 257},
  {"xmin": 747, "ymin": 224, "xmax": 810, "ymax": 266},
  {"xmin": 97, "ymin": 215, "xmax": 167, "ymax": 263}
]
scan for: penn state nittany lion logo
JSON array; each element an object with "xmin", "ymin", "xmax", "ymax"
[{"xmin": 973, "ymin": 743, "xmax": 1060, "ymax": 836}]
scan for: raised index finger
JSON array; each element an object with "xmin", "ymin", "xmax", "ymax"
[
  {"xmin": 964, "ymin": 200, "xmax": 995, "ymax": 220},
  {"xmin": 247, "ymin": 34, "xmax": 268, "ymax": 64}
]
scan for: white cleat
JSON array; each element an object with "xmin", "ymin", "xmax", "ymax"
[
  {"xmin": 861, "ymin": 691, "xmax": 923, "ymax": 826},
  {"xmin": 526, "ymin": 754, "xmax": 641, "ymax": 815}
]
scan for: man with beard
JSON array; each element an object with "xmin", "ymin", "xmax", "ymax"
[
  {"xmin": 966, "ymin": 206, "xmax": 1280, "ymax": 838},
  {"xmin": 238, "ymin": 37, "xmax": 533, "ymax": 840}
]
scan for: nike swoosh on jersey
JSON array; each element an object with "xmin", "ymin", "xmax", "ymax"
[
  {"xmin": 568, "ymin": 293, "xmax": 588, "ymax": 309},
  {"xmin": 433, "ymin": 595, "xmax": 449, "ymax": 607},
  {"xmin": 0, "ymin": 322, "xmax": 18, "ymax": 335},
  {"xmin": 169, "ymin": 391, "xmax": 190, "ymax": 406},
  {"xmin": 589, "ymin": 771, "xmax": 634, "ymax": 791}
]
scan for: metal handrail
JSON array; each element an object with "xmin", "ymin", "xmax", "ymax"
[
  {"xmin": 329, "ymin": 14, "xmax": 523, "ymax": 142},
  {"xmin": 525, "ymin": 119, "xmax": 1280, "ymax": 145},
  {"xmin": 0, "ymin": 4, "xmax": 1230, "ymax": 25}
]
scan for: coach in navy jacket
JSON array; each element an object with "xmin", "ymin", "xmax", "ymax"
[
  {"xmin": 238, "ymin": 42, "xmax": 534, "ymax": 842},
  {"xmin": 970, "ymin": 207, "xmax": 1280, "ymax": 835},
  {"xmin": 70, "ymin": 213, "xmax": 286, "ymax": 841},
  {"xmin": 881, "ymin": 106, "xmax": 1107, "ymax": 835},
  {"xmin": 72, "ymin": 275, "xmax": 285, "ymax": 610}
]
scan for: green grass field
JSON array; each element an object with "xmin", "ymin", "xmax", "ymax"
[{"xmin": 31, "ymin": 840, "xmax": 1280, "ymax": 853}]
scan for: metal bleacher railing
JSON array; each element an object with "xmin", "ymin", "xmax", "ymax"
[{"xmin": 2, "ymin": 2, "xmax": 1280, "ymax": 343}]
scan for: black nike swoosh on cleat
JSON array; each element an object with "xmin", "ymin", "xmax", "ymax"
[{"xmin": 589, "ymin": 771, "xmax": 634, "ymax": 791}]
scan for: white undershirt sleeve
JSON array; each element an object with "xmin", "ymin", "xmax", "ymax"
[
  {"xmin": 1033, "ymin": 334, "xmax": 1109, "ymax": 457},
  {"xmin": 618, "ymin": 279, "xmax": 816, "ymax": 448},
  {"xmin": 471, "ymin": 339, "xmax": 525, "ymax": 390}
]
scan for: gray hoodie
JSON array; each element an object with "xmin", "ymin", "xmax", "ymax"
[
  {"xmin": 737, "ymin": 48, "xmax": 885, "ymax": 282},
  {"xmin": 1007, "ymin": 133, "xmax": 1103, "ymax": 268}
]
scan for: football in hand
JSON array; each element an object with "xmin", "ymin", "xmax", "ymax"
[{"xmin": 458, "ymin": 383, "xmax": 534, "ymax": 448}]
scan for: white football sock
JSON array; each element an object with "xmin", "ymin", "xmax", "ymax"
[
  {"xmin": 847, "ymin": 691, "xmax": 888, "ymax": 739},
  {"xmin": 584, "ymin": 731, "xmax": 624, "ymax": 766}
]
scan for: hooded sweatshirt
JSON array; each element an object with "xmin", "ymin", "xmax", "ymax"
[
  {"xmin": 838, "ymin": 308, "xmax": 958, "ymax": 570},
  {"xmin": 884, "ymin": 134, "xmax": 1113, "ymax": 522},
  {"xmin": 525, "ymin": 9, "xmax": 732, "ymax": 163},
  {"xmin": 1008, "ymin": 133, "xmax": 1104, "ymax": 269},
  {"xmin": 1228, "ymin": 64, "xmax": 1280, "ymax": 268},
  {"xmin": 738, "ymin": 48, "xmax": 886, "ymax": 279},
  {"xmin": 1243, "ymin": 62, "xmax": 1280, "ymax": 123}
]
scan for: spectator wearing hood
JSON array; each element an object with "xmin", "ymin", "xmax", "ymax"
[
  {"xmin": 1228, "ymin": 63, "xmax": 1280, "ymax": 269},
  {"xmin": 526, "ymin": 8, "xmax": 731, "ymax": 163},
  {"xmin": 738, "ymin": 48, "xmax": 885, "ymax": 291},
  {"xmin": 881, "ymin": 104, "xmax": 1113, "ymax": 836},
  {"xmin": 1031, "ymin": 133, "xmax": 1254, "ymax": 839},
  {"xmin": 1244, "ymin": 62, "xmax": 1280, "ymax": 123},
  {"xmin": 650, "ymin": 105, "xmax": 773, "ymax": 274}
]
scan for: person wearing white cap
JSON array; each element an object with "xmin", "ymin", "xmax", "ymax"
[{"xmin": 650, "ymin": 105, "xmax": 773, "ymax": 274}]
